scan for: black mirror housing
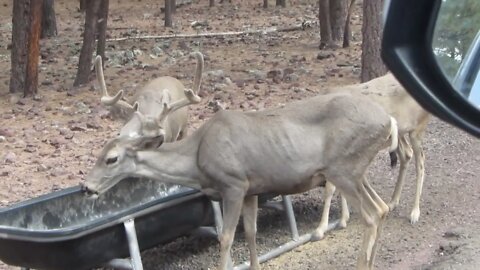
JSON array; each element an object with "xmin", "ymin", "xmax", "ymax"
[{"xmin": 382, "ymin": 0, "xmax": 480, "ymax": 137}]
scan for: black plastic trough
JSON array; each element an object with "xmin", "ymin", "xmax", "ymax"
[{"xmin": 0, "ymin": 178, "xmax": 213, "ymax": 270}]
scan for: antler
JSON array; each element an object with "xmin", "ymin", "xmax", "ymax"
[
  {"xmin": 156, "ymin": 88, "xmax": 201, "ymax": 123},
  {"xmin": 190, "ymin": 51, "xmax": 204, "ymax": 96},
  {"xmin": 95, "ymin": 56, "xmax": 136, "ymax": 112}
]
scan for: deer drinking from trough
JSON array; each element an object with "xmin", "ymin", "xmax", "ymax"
[
  {"xmin": 83, "ymin": 92, "xmax": 399, "ymax": 270},
  {"xmin": 314, "ymin": 73, "xmax": 431, "ymax": 241},
  {"xmin": 95, "ymin": 51, "xmax": 204, "ymax": 146}
]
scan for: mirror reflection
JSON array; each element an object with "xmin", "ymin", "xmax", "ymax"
[{"xmin": 432, "ymin": 0, "xmax": 480, "ymax": 107}]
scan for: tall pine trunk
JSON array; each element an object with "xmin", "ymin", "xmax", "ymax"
[
  {"xmin": 74, "ymin": 0, "xmax": 101, "ymax": 87},
  {"xmin": 25, "ymin": 0, "xmax": 43, "ymax": 97},
  {"xmin": 41, "ymin": 0, "xmax": 57, "ymax": 38},
  {"xmin": 96, "ymin": 0, "xmax": 109, "ymax": 63},
  {"xmin": 361, "ymin": 0, "xmax": 387, "ymax": 82},
  {"xmin": 10, "ymin": 0, "xmax": 29, "ymax": 94}
]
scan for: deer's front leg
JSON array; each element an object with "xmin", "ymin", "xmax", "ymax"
[
  {"xmin": 242, "ymin": 195, "xmax": 260, "ymax": 270},
  {"xmin": 218, "ymin": 189, "xmax": 245, "ymax": 270}
]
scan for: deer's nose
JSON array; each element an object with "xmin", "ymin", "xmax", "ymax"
[{"xmin": 80, "ymin": 183, "xmax": 98, "ymax": 197}]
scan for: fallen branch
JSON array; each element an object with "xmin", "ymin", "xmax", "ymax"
[{"xmin": 106, "ymin": 21, "xmax": 316, "ymax": 42}]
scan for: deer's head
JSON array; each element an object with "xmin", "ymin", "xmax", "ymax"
[{"xmin": 82, "ymin": 136, "xmax": 145, "ymax": 198}]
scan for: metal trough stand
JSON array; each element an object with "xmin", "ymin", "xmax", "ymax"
[
  {"xmin": 102, "ymin": 194, "xmax": 340, "ymax": 270},
  {"xmin": 105, "ymin": 219, "xmax": 143, "ymax": 270},
  {"xmin": 195, "ymin": 195, "xmax": 339, "ymax": 270}
]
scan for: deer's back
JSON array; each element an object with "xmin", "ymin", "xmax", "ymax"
[{"xmin": 196, "ymin": 93, "xmax": 392, "ymax": 195}]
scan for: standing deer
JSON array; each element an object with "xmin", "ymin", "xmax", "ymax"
[
  {"xmin": 314, "ymin": 73, "xmax": 430, "ymax": 241},
  {"xmin": 84, "ymin": 92, "xmax": 399, "ymax": 270},
  {"xmin": 95, "ymin": 51, "xmax": 204, "ymax": 146}
]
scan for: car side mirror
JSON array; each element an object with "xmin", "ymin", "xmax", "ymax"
[{"xmin": 382, "ymin": 0, "xmax": 480, "ymax": 137}]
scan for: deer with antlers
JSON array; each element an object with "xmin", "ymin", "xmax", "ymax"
[
  {"xmin": 313, "ymin": 73, "xmax": 430, "ymax": 241},
  {"xmin": 83, "ymin": 91, "xmax": 399, "ymax": 270},
  {"xmin": 95, "ymin": 51, "xmax": 204, "ymax": 146}
]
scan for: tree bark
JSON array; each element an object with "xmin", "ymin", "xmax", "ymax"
[
  {"xmin": 25, "ymin": 0, "xmax": 43, "ymax": 97},
  {"xmin": 74, "ymin": 0, "xmax": 100, "ymax": 87},
  {"xmin": 276, "ymin": 0, "xmax": 286, "ymax": 7},
  {"xmin": 361, "ymin": 0, "xmax": 387, "ymax": 82},
  {"xmin": 264, "ymin": 0, "xmax": 268, "ymax": 8},
  {"xmin": 41, "ymin": 0, "xmax": 57, "ymax": 38},
  {"xmin": 342, "ymin": 0, "xmax": 356, "ymax": 47},
  {"xmin": 171, "ymin": 0, "xmax": 176, "ymax": 13},
  {"xmin": 329, "ymin": 0, "xmax": 347, "ymax": 42},
  {"xmin": 165, "ymin": 0, "xmax": 172, "ymax": 27},
  {"xmin": 79, "ymin": 0, "xmax": 86, "ymax": 12},
  {"xmin": 209, "ymin": 0, "xmax": 215, "ymax": 7},
  {"xmin": 10, "ymin": 0, "xmax": 29, "ymax": 94},
  {"xmin": 96, "ymin": 0, "xmax": 109, "ymax": 63},
  {"xmin": 319, "ymin": 0, "xmax": 333, "ymax": 49}
]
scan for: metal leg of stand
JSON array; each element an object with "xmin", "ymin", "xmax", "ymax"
[
  {"xmin": 281, "ymin": 195, "xmax": 299, "ymax": 240},
  {"xmin": 211, "ymin": 200, "xmax": 224, "ymax": 240},
  {"xmin": 106, "ymin": 258, "xmax": 134, "ymax": 270},
  {"xmin": 124, "ymin": 219, "xmax": 144, "ymax": 270}
]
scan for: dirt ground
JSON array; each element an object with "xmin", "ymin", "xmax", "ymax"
[{"xmin": 0, "ymin": 1, "xmax": 479, "ymax": 269}]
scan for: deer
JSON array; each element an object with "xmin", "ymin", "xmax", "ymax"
[
  {"xmin": 83, "ymin": 91, "xmax": 399, "ymax": 270},
  {"xmin": 314, "ymin": 73, "xmax": 431, "ymax": 241},
  {"xmin": 95, "ymin": 51, "xmax": 204, "ymax": 146}
]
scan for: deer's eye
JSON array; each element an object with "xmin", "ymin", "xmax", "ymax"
[{"xmin": 106, "ymin": 156, "xmax": 118, "ymax": 165}]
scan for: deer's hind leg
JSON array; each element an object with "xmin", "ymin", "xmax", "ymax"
[
  {"xmin": 409, "ymin": 124, "xmax": 427, "ymax": 224},
  {"xmin": 332, "ymin": 174, "xmax": 388, "ymax": 270},
  {"xmin": 388, "ymin": 135, "xmax": 413, "ymax": 210},
  {"xmin": 312, "ymin": 181, "xmax": 336, "ymax": 241}
]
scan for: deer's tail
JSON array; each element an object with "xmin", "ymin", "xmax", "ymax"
[{"xmin": 388, "ymin": 117, "xmax": 399, "ymax": 168}]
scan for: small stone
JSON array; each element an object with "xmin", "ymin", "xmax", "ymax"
[
  {"xmin": 4, "ymin": 152, "xmax": 16, "ymax": 164},
  {"xmin": 50, "ymin": 167, "xmax": 67, "ymax": 177},
  {"xmin": 317, "ymin": 51, "xmax": 334, "ymax": 60},
  {"xmin": 69, "ymin": 123, "xmax": 87, "ymax": 132},
  {"xmin": 0, "ymin": 136, "xmax": 5, "ymax": 142},
  {"xmin": 86, "ymin": 119, "xmax": 102, "ymax": 130},
  {"xmin": 37, "ymin": 164, "xmax": 50, "ymax": 172},
  {"xmin": 0, "ymin": 128, "xmax": 14, "ymax": 137},
  {"xmin": 24, "ymin": 145, "xmax": 37, "ymax": 153}
]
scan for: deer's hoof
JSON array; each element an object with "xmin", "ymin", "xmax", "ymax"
[
  {"xmin": 310, "ymin": 230, "xmax": 325, "ymax": 242},
  {"xmin": 410, "ymin": 208, "xmax": 420, "ymax": 224},
  {"xmin": 387, "ymin": 201, "xmax": 398, "ymax": 211}
]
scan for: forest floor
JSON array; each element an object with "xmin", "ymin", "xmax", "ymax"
[{"xmin": 0, "ymin": 0, "xmax": 479, "ymax": 269}]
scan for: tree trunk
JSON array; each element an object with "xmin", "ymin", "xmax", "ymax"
[
  {"xmin": 329, "ymin": 0, "xmax": 347, "ymax": 42},
  {"xmin": 10, "ymin": 0, "xmax": 29, "ymax": 94},
  {"xmin": 96, "ymin": 0, "xmax": 109, "ymax": 63},
  {"xmin": 319, "ymin": 0, "xmax": 333, "ymax": 49},
  {"xmin": 342, "ymin": 0, "xmax": 356, "ymax": 48},
  {"xmin": 276, "ymin": 0, "xmax": 286, "ymax": 7},
  {"xmin": 209, "ymin": 0, "xmax": 215, "ymax": 7},
  {"xmin": 264, "ymin": 0, "xmax": 268, "ymax": 8},
  {"xmin": 25, "ymin": 0, "xmax": 43, "ymax": 97},
  {"xmin": 361, "ymin": 0, "xmax": 387, "ymax": 82},
  {"xmin": 79, "ymin": 0, "xmax": 86, "ymax": 12},
  {"xmin": 171, "ymin": 0, "xmax": 176, "ymax": 13},
  {"xmin": 74, "ymin": 0, "xmax": 100, "ymax": 87},
  {"xmin": 41, "ymin": 0, "xmax": 57, "ymax": 38},
  {"xmin": 165, "ymin": 0, "xmax": 172, "ymax": 27}
]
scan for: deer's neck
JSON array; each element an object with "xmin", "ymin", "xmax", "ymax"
[{"xmin": 135, "ymin": 138, "xmax": 202, "ymax": 190}]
